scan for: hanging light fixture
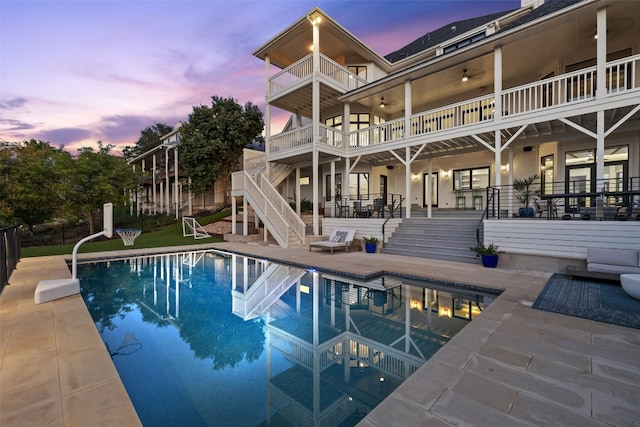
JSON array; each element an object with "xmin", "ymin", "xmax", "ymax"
[
  {"xmin": 461, "ymin": 69, "xmax": 469, "ymax": 82},
  {"xmin": 379, "ymin": 96, "xmax": 385, "ymax": 108}
]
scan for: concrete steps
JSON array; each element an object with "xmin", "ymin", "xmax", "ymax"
[{"xmin": 381, "ymin": 215, "xmax": 482, "ymax": 264}]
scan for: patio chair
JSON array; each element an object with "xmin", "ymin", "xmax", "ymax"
[
  {"xmin": 455, "ymin": 190, "xmax": 466, "ymax": 209},
  {"xmin": 353, "ymin": 201, "xmax": 372, "ymax": 218},
  {"xmin": 309, "ymin": 229, "xmax": 357, "ymax": 253},
  {"xmin": 534, "ymin": 199, "xmax": 558, "ymax": 218},
  {"xmin": 373, "ymin": 198, "xmax": 385, "ymax": 218}
]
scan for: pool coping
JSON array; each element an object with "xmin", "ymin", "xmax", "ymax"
[{"xmin": 2, "ymin": 242, "xmax": 639, "ymax": 426}]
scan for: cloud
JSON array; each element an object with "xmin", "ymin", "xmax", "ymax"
[
  {"xmin": 0, "ymin": 98, "xmax": 27, "ymax": 110},
  {"xmin": 39, "ymin": 128, "xmax": 92, "ymax": 147},
  {"xmin": 0, "ymin": 118, "xmax": 37, "ymax": 131},
  {"xmin": 96, "ymin": 114, "xmax": 183, "ymax": 146}
]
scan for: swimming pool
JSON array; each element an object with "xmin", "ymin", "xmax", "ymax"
[{"xmin": 77, "ymin": 249, "xmax": 497, "ymax": 427}]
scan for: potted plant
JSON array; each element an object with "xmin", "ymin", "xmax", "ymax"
[
  {"xmin": 363, "ymin": 236, "xmax": 379, "ymax": 253},
  {"xmin": 470, "ymin": 243, "xmax": 504, "ymax": 268},
  {"xmin": 513, "ymin": 174, "xmax": 540, "ymax": 218}
]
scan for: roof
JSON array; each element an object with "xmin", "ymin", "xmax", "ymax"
[
  {"xmin": 384, "ymin": 10, "xmax": 513, "ymax": 63},
  {"xmin": 384, "ymin": 0, "xmax": 587, "ymax": 64}
]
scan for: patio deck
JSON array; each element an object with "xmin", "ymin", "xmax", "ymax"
[{"xmin": 1, "ymin": 242, "xmax": 639, "ymax": 426}]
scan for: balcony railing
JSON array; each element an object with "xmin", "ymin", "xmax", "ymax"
[
  {"xmin": 267, "ymin": 54, "xmax": 640, "ymax": 156},
  {"xmin": 268, "ymin": 53, "xmax": 367, "ymax": 98}
]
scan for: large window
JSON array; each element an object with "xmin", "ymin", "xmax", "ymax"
[
  {"xmin": 347, "ymin": 65, "xmax": 367, "ymax": 82},
  {"xmin": 325, "ymin": 173, "xmax": 342, "ymax": 201},
  {"xmin": 453, "ymin": 167, "xmax": 489, "ymax": 190},
  {"xmin": 540, "ymin": 155, "xmax": 554, "ymax": 194},
  {"xmin": 349, "ymin": 173, "xmax": 369, "ymax": 199}
]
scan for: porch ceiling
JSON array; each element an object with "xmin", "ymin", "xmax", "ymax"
[{"xmin": 269, "ymin": 83, "xmax": 344, "ymax": 119}]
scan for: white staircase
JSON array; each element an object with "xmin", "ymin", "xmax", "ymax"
[{"xmin": 231, "ymin": 264, "xmax": 305, "ymax": 320}]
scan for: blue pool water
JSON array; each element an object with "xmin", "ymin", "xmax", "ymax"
[{"xmin": 77, "ymin": 250, "xmax": 497, "ymax": 427}]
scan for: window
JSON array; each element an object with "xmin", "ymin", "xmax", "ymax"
[
  {"xmin": 453, "ymin": 167, "xmax": 489, "ymax": 190},
  {"xmin": 325, "ymin": 173, "xmax": 341, "ymax": 201},
  {"xmin": 443, "ymin": 32, "xmax": 486, "ymax": 54},
  {"xmin": 540, "ymin": 155, "xmax": 554, "ymax": 195},
  {"xmin": 348, "ymin": 65, "xmax": 367, "ymax": 82},
  {"xmin": 325, "ymin": 116, "xmax": 342, "ymax": 130},
  {"xmin": 349, "ymin": 173, "xmax": 369, "ymax": 199}
]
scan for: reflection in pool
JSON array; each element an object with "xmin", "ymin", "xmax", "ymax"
[{"xmin": 77, "ymin": 250, "xmax": 498, "ymax": 427}]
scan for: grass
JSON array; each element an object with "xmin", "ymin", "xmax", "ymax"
[{"xmin": 21, "ymin": 210, "xmax": 231, "ymax": 258}]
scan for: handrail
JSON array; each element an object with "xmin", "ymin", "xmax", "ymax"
[
  {"xmin": 258, "ymin": 173, "xmax": 306, "ymax": 243},
  {"xmin": 477, "ymin": 187, "xmax": 499, "ymax": 245}
]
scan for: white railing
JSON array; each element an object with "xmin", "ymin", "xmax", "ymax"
[
  {"xmin": 319, "ymin": 55, "xmax": 368, "ymax": 90},
  {"xmin": 269, "ymin": 327, "xmax": 315, "ymax": 369},
  {"xmin": 319, "ymin": 123, "xmax": 345, "ymax": 148},
  {"xmin": 266, "ymin": 55, "xmax": 639, "ymax": 156},
  {"xmin": 258, "ymin": 173, "xmax": 306, "ymax": 243},
  {"xmin": 269, "ymin": 53, "xmax": 367, "ymax": 98},
  {"xmin": 502, "ymin": 54, "xmax": 639, "ymax": 116},
  {"xmin": 232, "ymin": 264, "xmax": 304, "ymax": 320},
  {"xmin": 348, "ymin": 335, "xmax": 424, "ymax": 380},
  {"xmin": 232, "ymin": 171, "xmax": 289, "ymax": 247},
  {"xmin": 410, "ymin": 95, "xmax": 495, "ymax": 137},
  {"xmin": 268, "ymin": 124, "xmax": 313, "ymax": 154},
  {"xmin": 349, "ymin": 117, "xmax": 405, "ymax": 147},
  {"xmin": 269, "ymin": 55, "xmax": 313, "ymax": 97}
]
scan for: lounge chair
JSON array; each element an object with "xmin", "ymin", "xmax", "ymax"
[{"xmin": 309, "ymin": 229, "xmax": 357, "ymax": 253}]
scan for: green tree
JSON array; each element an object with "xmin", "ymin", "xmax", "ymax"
[
  {"xmin": 179, "ymin": 96, "xmax": 264, "ymax": 196},
  {"xmin": 122, "ymin": 122, "xmax": 173, "ymax": 160},
  {"xmin": 64, "ymin": 142, "xmax": 138, "ymax": 234},
  {"xmin": 0, "ymin": 139, "xmax": 71, "ymax": 228}
]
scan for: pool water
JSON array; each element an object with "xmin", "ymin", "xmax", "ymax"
[{"xmin": 77, "ymin": 250, "xmax": 496, "ymax": 427}]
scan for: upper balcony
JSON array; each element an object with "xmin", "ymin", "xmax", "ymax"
[
  {"xmin": 267, "ymin": 53, "xmax": 640, "ymax": 159},
  {"xmin": 267, "ymin": 53, "xmax": 368, "ymax": 119}
]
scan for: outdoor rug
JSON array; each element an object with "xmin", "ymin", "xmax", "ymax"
[{"xmin": 532, "ymin": 273, "xmax": 640, "ymax": 330}]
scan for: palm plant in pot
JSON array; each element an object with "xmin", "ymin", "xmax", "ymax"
[
  {"xmin": 513, "ymin": 174, "xmax": 540, "ymax": 218},
  {"xmin": 363, "ymin": 236, "xmax": 379, "ymax": 253},
  {"xmin": 470, "ymin": 243, "xmax": 504, "ymax": 268}
]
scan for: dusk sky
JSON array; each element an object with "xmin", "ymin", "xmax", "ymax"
[{"xmin": 1, "ymin": 0, "xmax": 521, "ymax": 154}]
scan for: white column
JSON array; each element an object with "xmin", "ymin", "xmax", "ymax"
[
  {"xmin": 494, "ymin": 45, "xmax": 503, "ymax": 190},
  {"xmin": 404, "ymin": 80, "xmax": 412, "ymax": 139},
  {"xmin": 595, "ymin": 8, "xmax": 607, "ymax": 182},
  {"xmin": 174, "ymin": 146, "xmax": 179, "ymax": 219},
  {"xmin": 231, "ymin": 196, "xmax": 237, "ymax": 235},
  {"xmin": 296, "ymin": 168, "xmax": 301, "ymax": 214},
  {"xmin": 427, "ymin": 158, "xmax": 433, "ymax": 218},
  {"xmin": 405, "ymin": 147, "xmax": 411, "ymax": 218},
  {"xmin": 312, "ymin": 20, "xmax": 320, "ymax": 236},
  {"xmin": 152, "ymin": 154, "xmax": 157, "ymax": 215},
  {"xmin": 330, "ymin": 161, "xmax": 336, "ymax": 217},
  {"xmin": 165, "ymin": 147, "xmax": 169, "ymax": 214},
  {"xmin": 494, "ymin": 130, "xmax": 502, "ymax": 188}
]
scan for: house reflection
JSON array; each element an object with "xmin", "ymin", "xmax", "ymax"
[{"xmin": 228, "ymin": 253, "xmax": 496, "ymax": 426}]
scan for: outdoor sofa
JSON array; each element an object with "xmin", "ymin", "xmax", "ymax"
[{"xmin": 567, "ymin": 247, "xmax": 640, "ymax": 282}]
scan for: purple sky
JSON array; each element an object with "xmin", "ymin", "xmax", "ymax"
[{"xmin": 0, "ymin": 0, "xmax": 520, "ymax": 154}]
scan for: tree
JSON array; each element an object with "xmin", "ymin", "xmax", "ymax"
[
  {"xmin": 0, "ymin": 139, "xmax": 72, "ymax": 228},
  {"xmin": 64, "ymin": 142, "xmax": 138, "ymax": 234},
  {"xmin": 179, "ymin": 96, "xmax": 264, "ymax": 196},
  {"xmin": 122, "ymin": 122, "xmax": 174, "ymax": 160}
]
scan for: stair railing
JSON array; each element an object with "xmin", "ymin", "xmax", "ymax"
[{"xmin": 476, "ymin": 187, "xmax": 500, "ymax": 244}]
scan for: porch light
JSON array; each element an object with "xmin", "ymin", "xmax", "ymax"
[
  {"xmin": 441, "ymin": 170, "xmax": 450, "ymax": 178},
  {"xmin": 462, "ymin": 69, "xmax": 469, "ymax": 82},
  {"xmin": 501, "ymin": 164, "xmax": 508, "ymax": 173},
  {"xmin": 379, "ymin": 96, "xmax": 385, "ymax": 108}
]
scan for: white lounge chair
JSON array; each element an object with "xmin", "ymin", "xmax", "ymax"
[{"xmin": 309, "ymin": 229, "xmax": 357, "ymax": 253}]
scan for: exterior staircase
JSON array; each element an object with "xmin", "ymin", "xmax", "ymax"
[{"xmin": 381, "ymin": 210, "xmax": 483, "ymax": 264}]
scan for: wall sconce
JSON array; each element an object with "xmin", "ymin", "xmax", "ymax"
[
  {"xmin": 461, "ymin": 69, "xmax": 469, "ymax": 82},
  {"xmin": 501, "ymin": 164, "xmax": 508, "ymax": 174},
  {"xmin": 412, "ymin": 173, "xmax": 419, "ymax": 182},
  {"xmin": 438, "ymin": 306, "xmax": 452, "ymax": 318},
  {"xmin": 441, "ymin": 170, "xmax": 450, "ymax": 178}
]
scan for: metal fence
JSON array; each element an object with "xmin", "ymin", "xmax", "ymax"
[
  {"xmin": 20, "ymin": 223, "xmax": 92, "ymax": 247},
  {"xmin": 1, "ymin": 224, "xmax": 21, "ymax": 293}
]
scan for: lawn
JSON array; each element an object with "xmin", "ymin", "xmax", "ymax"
[{"xmin": 21, "ymin": 210, "xmax": 230, "ymax": 258}]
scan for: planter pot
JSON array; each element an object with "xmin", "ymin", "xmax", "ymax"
[
  {"xmin": 518, "ymin": 207, "xmax": 535, "ymax": 218},
  {"xmin": 481, "ymin": 254, "xmax": 499, "ymax": 268},
  {"xmin": 365, "ymin": 243, "xmax": 377, "ymax": 253}
]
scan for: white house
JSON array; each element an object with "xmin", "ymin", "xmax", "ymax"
[{"xmin": 231, "ymin": 0, "xmax": 640, "ymax": 266}]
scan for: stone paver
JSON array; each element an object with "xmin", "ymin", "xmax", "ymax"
[{"xmin": 1, "ymin": 241, "xmax": 638, "ymax": 426}]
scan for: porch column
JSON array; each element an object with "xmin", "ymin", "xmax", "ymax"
[
  {"xmin": 330, "ymin": 161, "xmax": 336, "ymax": 217},
  {"xmin": 312, "ymin": 17, "xmax": 320, "ymax": 236},
  {"xmin": 508, "ymin": 148, "xmax": 514, "ymax": 217},
  {"xmin": 174, "ymin": 146, "xmax": 179, "ymax": 219},
  {"xmin": 427, "ymin": 158, "xmax": 433, "ymax": 218},
  {"xmin": 494, "ymin": 46, "xmax": 503, "ymax": 122},
  {"xmin": 296, "ymin": 167, "xmax": 301, "ymax": 214},
  {"xmin": 243, "ymin": 197, "xmax": 248, "ymax": 236},
  {"xmin": 231, "ymin": 196, "xmax": 237, "ymax": 235},
  {"xmin": 404, "ymin": 80, "xmax": 412, "ymax": 139},
  {"xmin": 165, "ymin": 147, "xmax": 169, "ymax": 214},
  {"xmin": 405, "ymin": 147, "xmax": 412, "ymax": 218},
  {"xmin": 494, "ymin": 131, "xmax": 502, "ymax": 188},
  {"xmin": 152, "ymin": 153, "xmax": 157, "ymax": 215},
  {"xmin": 265, "ymin": 55, "xmax": 272, "ymax": 159},
  {"xmin": 595, "ymin": 8, "xmax": 607, "ymax": 181}
]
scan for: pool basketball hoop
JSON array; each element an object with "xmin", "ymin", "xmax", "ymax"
[{"xmin": 115, "ymin": 228, "xmax": 142, "ymax": 246}]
